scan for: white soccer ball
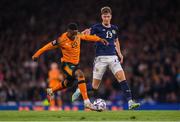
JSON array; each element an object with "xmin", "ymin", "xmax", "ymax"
[{"xmin": 93, "ymin": 98, "xmax": 106, "ymax": 111}]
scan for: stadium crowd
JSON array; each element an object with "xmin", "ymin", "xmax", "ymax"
[{"xmin": 0, "ymin": 0, "xmax": 179, "ymax": 104}]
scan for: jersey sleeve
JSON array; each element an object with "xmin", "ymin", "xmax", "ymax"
[
  {"xmin": 32, "ymin": 35, "xmax": 62, "ymax": 58},
  {"xmin": 79, "ymin": 34, "xmax": 101, "ymax": 42},
  {"xmin": 51, "ymin": 39, "xmax": 59, "ymax": 46},
  {"xmin": 32, "ymin": 42, "xmax": 58, "ymax": 58},
  {"xmin": 52, "ymin": 34, "xmax": 64, "ymax": 47},
  {"xmin": 54, "ymin": 34, "xmax": 63, "ymax": 46},
  {"xmin": 90, "ymin": 25, "xmax": 98, "ymax": 35}
]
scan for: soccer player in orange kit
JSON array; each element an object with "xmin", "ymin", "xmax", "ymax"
[
  {"xmin": 32, "ymin": 23, "xmax": 108, "ymax": 111},
  {"xmin": 48, "ymin": 62, "xmax": 63, "ymax": 107}
]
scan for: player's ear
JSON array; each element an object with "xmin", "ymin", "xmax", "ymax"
[
  {"xmin": 101, "ymin": 14, "xmax": 103, "ymax": 19},
  {"xmin": 101, "ymin": 14, "xmax": 105, "ymax": 21}
]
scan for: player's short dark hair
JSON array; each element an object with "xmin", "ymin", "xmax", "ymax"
[
  {"xmin": 101, "ymin": 6, "xmax": 112, "ymax": 14},
  {"xmin": 68, "ymin": 23, "xmax": 78, "ymax": 30}
]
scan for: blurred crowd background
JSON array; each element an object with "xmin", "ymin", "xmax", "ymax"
[{"xmin": 0, "ymin": 0, "xmax": 179, "ymax": 105}]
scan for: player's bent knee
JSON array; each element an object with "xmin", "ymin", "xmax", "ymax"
[
  {"xmin": 63, "ymin": 79, "xmax": 74, "ymax": 88},
  {"xmin": 66, "ymin": 80, "xmax": 74, "ymax": 87},
  {"xmin": 115, "ymin": 70, "xmax": 126, "ymax": 82},
  {"xmin": 75, "ymin": 69, "xmax": 84, "ymax": 77},
  {"xmin": 92, "ymin": 83, "xmax": 98, "ymax": 90},
  {"xmin": 92, "ymin": 79, "xmax": 101, "ymax": 90},
  {"xmin": 75, "ymin": 69, "xmax": 85, "ymax": 81}
]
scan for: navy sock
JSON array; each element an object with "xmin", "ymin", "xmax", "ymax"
[
  {"xmin": 119, "ymin": 80, "xmax": 132, "ymax": 101},
  {"xmin": 93, "ymin": 89, "xmax": 99, "ymax": 99}
]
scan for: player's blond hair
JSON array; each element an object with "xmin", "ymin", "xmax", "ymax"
[{"xmin": 101, "ymin": 6, "xmax": 112, "ymax": 14}]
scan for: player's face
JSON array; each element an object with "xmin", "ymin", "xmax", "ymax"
[
  {"xmin": 67, "ymin": 29, "xmax": 78, "ymax": 40},
  {"xmin": 51, "ymin": 63, "xmax": 58, "ymax": 70},
  {"xmin": 101, "ymin": 13, "xmax": 112, "ymax": 25}
]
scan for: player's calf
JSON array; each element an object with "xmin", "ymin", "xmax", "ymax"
[
  {"xmin": 91, "ymin": 78, "xmax": 102, "ymax": 98},
  {"xmin": 48, "ymin": 79, "xmax": 74, "ymax": 103},
  {"xmin": 115, "ymin": 71, "xmax": 140, "ymax": 109},
  {"xmin": 74, "ymin": 69, "xmax": 101, "ymax": 111},
  {"xmin": 75, "ymin": 69, "xmax": 89, "ymax": 101}
]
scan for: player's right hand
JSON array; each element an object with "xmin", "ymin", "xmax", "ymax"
[
  {"xmin": 99, "ymin": 39, "xmax": 109, "ymax": 45},
  {"xmin": 32, "ymin": 55, "xmax": 38, "ymax": 62},
  {"xmin": 81, "ymin": 28, "xmax": 91, "ymax": 35},
  {"xmin": 118, "ymin": 53, "xmax": 124, "ymax": 64}
]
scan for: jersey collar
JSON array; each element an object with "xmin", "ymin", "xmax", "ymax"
[{"xmin": 102, "ymin": 23, "xmax": 111, "ymax": 28}]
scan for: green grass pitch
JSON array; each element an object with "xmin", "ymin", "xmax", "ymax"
[{"xmin": 0, "ymin": 111, "xmax": 179, "ymax": 121}]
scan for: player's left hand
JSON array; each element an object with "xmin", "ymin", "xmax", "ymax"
[
  {"xmin": 99, "ymin": 39, "xmax": 109, "ymax": 45},
  {"xmin": 118, "ymin": 53, "xmax": 123, "ymax": 64}
]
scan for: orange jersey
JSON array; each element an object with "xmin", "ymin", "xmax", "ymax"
[
  {"xmin": 57, "ymin": 32, "xmax": 101, "ymax": 65},
  {"xmin": 32, "ymin": 32, "xmax": 101, "ymax": 65},
  {"xmin": 48, "ymin": 69, "xmax": 61, "ymax": 81}
]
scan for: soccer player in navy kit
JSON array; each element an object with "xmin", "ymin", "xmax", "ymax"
[{"xmin": 73, "ymin": 6, "xmax": 140, "ymax": 110}]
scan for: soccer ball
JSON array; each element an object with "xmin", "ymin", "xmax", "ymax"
[{"xmin": 93, "ymin": 98, "xmax": 106, "ymax": 111}]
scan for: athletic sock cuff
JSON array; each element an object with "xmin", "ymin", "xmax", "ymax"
[{"xmin": 78, "ymin": 80, "xmax": 85, "ymax": 84}]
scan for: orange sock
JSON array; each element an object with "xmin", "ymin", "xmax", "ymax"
[
  {"xmin": 52, "ymin": 82, "xmax": 64, "ymax": 92},
  {"xmin": 50, "ymin": 99, "xmax": 55, "ymax": 106},
  {"xmin": 78, "ymin": 83, "xmax": 89, "ymax": 100}
]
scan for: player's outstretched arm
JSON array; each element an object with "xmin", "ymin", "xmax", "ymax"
[
  {"xmin": 80, "ymin": 34, "xmax": 109, "ymax": 45},
  {"xmin": 32, "ymin": 41, "xmax": 58, "ymax": 61},
  {"xmin": 115, "ymin": 38, "xmax": 123, "ymax": 64}
]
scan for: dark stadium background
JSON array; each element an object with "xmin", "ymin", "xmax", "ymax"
[{"xmin": 0, "ymin": 0, "xmax": 179, "ymax": 110}]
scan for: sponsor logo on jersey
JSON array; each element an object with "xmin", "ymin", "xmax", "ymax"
[{"xmin": 112, "ymin": 30, "xmax": 116, "ymax": 34}]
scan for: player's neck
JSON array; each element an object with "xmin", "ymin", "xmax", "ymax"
[
  {"xmin": 102, "ymin": 22, "xmax": 111, "ymax": 28},
  {"xmin": 67, "ymin": 33, "xmax": 76, "ymax": 40}
]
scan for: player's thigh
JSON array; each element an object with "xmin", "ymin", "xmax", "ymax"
[
  {"xmin": 109, "ymin": 56, "xmax": 126, "ymax": 81},
  {"xmin": 92, "ymin": 59, "xmax": 108, "ymax": 88},
  {"xmin": 93, "ymin": 60, "xmax": 108, "ymax": 80},
  {"xmin": 61, "ymin": 62, "xmax": 77, "ymax": 86},
  {"xmin": 61, "ymin": 62, "xmax": 73, "ymax": 77}
]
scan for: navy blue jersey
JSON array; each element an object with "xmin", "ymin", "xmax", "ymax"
[{"xmin": 91, "ymin": 23, "xmax": 119, "ymax": 56}]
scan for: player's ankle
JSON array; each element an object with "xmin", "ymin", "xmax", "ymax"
[{"xmin": 84, "ymin": 99, "xmax": 90, "ymax": 104}]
